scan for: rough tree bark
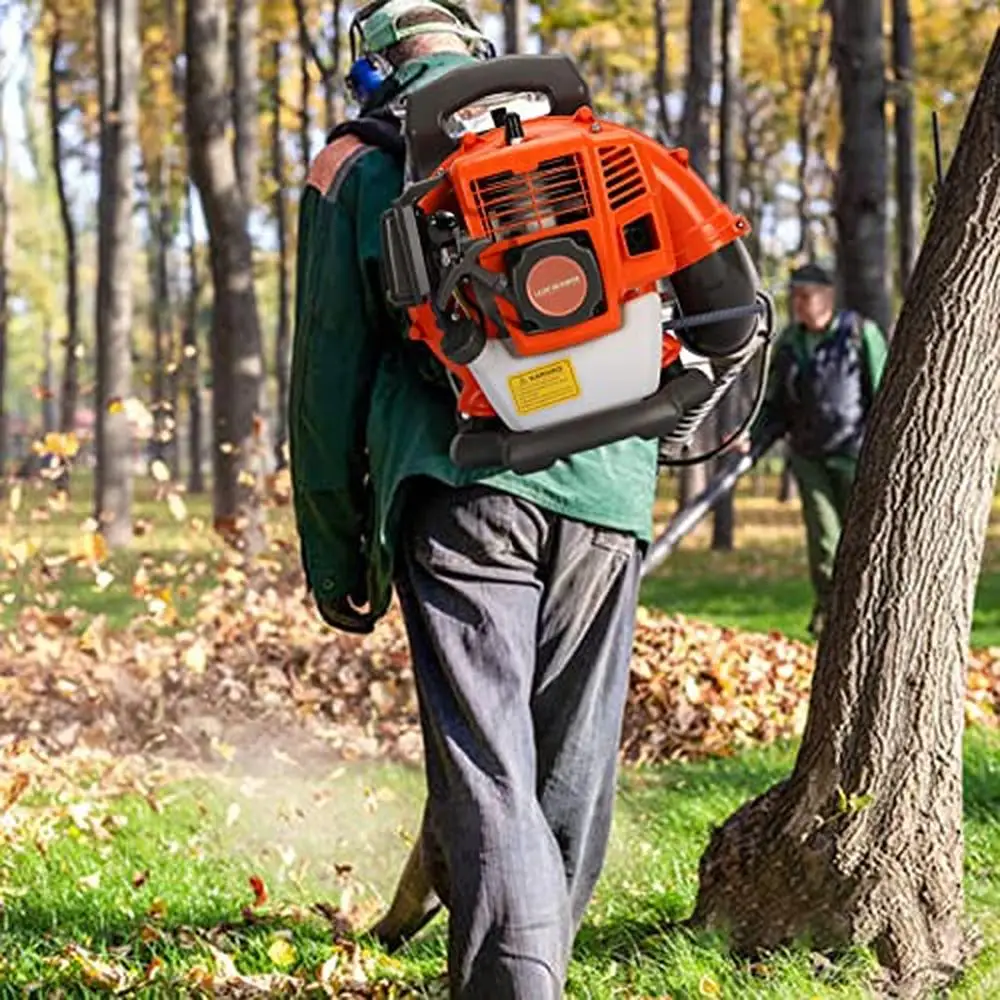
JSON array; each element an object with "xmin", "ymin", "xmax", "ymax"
[
  {"xmin": 95, "ymin": 0, "xmax": 140, "ymax": 547},
  {"xmin": 653, "ymin": 0, "xmax": 672, "ymax": 144},
  {"xmin": 48, "ymin": 26, "xmax": 80, "ymax": 437},
  {"xmin": 710, "ymin": 0, "xmax": 740, "ymax": 551},
  {"xmin": 892, "ymin": 0, "xmax": 919, "ymax": 301},
  {"xmin": 186, "ymin": 0, "xmax": 266, "ymax": 552},
  {"xmin": 272, "ymin": 41, "xmax": 292, "ymax": 472},
  {"xmin": 830, "ymin": 0, "xmax": 891, "ymax": 334},
  {"xmin": 692, "ymin": 32, "xmax": 1000, "ymax": 999},
  {"xmin": 677, "ymin": 0, "xmax": 714, "ymax": 507},
  {"xmin": 184, "ymin": 184, "xmax": 205, "ymax": 495},
  {"xmin": 503, "ymin": 0, "xmax": 528, "ymax": 55}
]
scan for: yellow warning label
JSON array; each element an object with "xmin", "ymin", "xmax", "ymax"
[{"xmin": 508, "ymin": 358, "xmax": 581, "ymax": 416}]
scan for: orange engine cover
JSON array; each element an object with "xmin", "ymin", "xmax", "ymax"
[{"xmin": 405, "ymin": 105, "xmax": 751, "ymax": 420}]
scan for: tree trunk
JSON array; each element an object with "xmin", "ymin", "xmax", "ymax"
[
  {"xmin": 186, "ymin": 0, "xmax": 265, "ymax": 552},
  {"xmin": 892, "ymin": 0, "xmax": 919, "ymax": 302},
  {"xmin": 272, "ymin": 41, "xmax": 292, "ymax": 472},
  {"xmin": 711, "ymin": 0, "xmax": 740, "ymax": 552},
  {"xmin": 296, "ymin": 12, "xmax": 312, "ymax": 176},
  {"xmin": 504, "ymin": 0, "xmax": 528, "ymax": 55},
  {"xmin": 325, "ymin": 0, "xmax": 344, "ymax": 130},
  {"xmin": 41, "ymin": 323, "xmax": 56, "ymax": 435},
  {"xmin": 95, "ymin": 0, "xmax": 139, "ymax": 548},
  {"xmin": 184, "ymin": 184, "xmax": 205, "ymax": 495},
  {"xmin": 679, "ymin": 0, "xmax": 713, "ymax": 179},
  {"xmin": 653, "ymin": 0, "xmax": 672, "ymax": 144},
  {"xmin": 677, "ymin": 0, "xmax": 714, "ymax": 508},
  {"xmin": 232, "ymin": 0, "xmax": 260, "ymax": 207},
  {"xmin": 692, "ymin": 33, "xmax": 1000, "ymax": 998},
  {"xmin": 49, "ymin": 27, "xmax": 80, "ymax": 437},
  {"xmin": 146, "ymin": 155, "xmax": 175, "ymax": 473},
  {"xmin": 0, "ymin": 105, "xmax": 10, "ymax": 484},
  {"xmin": 831, "ymin": 0, "xmax": 891, "ymax": 334},
  {"xmin": 797, "ymin": 22, "xmax": 824, "ymax": 258},
  {"xmin": 293, "ymin": 0, "xmax": 342, "ymax": 134}
]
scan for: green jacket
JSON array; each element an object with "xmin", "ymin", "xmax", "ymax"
[
  {"xmin": 750, "ymin": 310, "xmax": 889, "ymax": 459},
  {"xmin": 289, "ymin": 53, "xmax": 659, "ymax": 633}
]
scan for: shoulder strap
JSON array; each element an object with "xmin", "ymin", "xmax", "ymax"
[{"xmin": 327, "ymin": 108, "xmax": 406, "ymax": 162}]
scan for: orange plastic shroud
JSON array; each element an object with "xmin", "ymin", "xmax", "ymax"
[{"xmin": 406, "ymin": 105, "xmax": 751, "ymax": 419}]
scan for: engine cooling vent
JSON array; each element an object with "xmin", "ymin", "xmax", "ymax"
[
  {"xmin": 599, "ymin": 145, "xmax": 646, "ymax": 210},
  {"xmin": 472, "ymin": 154, "xmax": 593, "ymax": 241}
]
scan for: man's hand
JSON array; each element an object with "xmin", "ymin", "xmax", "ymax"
[
  {"xmin": 316, "ymin": 582, "xmax": 380, "ymax": 635},
  {"xmin": 728, "ymin": 432, "xmax": 753, "ymax": 457}
]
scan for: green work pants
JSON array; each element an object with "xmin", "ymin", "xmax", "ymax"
[{"xmin": 788, "ymin": 451, "xmax": 859, "ymax": 621}]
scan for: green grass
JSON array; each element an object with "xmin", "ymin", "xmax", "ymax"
[
  {"xmin": 642, "ymin": 486, "xmax": 1000, "ymax": 648},
  {"xmin": 641, "ymin": 543, "xmax": 1000, "ymax": 648},
  {"xmin": 2, "ymin": 732, "xmax": 1000, "ymax": 997}
]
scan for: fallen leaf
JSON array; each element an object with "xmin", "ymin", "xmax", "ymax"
[
  {"xmin": 78, "ymin": 872, "xmax": 101, "ymax": 891},
  {"xmin": 167, "ymin": 492, "xmax": 188, "ymax": 522},
  {"xmin": 249, "ymin": 874, "xmax": 269, "ymax": 907},
  {"xmin": 266, "ymin": 936, "xmax": 297, "ymax": 970},
  {"xmin": 66, "ymin": 944, "xmax": 130, "ymax": 991},
  {"xmin": 2, "ymin": 772, "xmax": 30, "ymax": 813}
]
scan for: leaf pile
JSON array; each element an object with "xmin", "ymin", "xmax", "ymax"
[{"xmin": 1, "ymin": 546, "xmax": 999, "ymax": 767}]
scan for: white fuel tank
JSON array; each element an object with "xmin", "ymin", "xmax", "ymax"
[{"xmin": 466, "ymin": 291, "xmax": 664, "ymax": 432}]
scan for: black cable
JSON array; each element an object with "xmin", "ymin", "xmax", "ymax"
[{"xmin": 658, "ymin": 331, "xmax": 774, "ymax": 468}]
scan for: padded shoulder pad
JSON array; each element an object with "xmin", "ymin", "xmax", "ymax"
[{"xmin": 306, "ymin": 135, "xmax": 371, "ymax": 199}]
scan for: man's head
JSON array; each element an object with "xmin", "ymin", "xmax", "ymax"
[
  {"xmin": 355, "ymin": 0, "xmax": 482, "ymax": 69},
  {"xmin": 789, "ymin": 262, "xmax": 836, "ymax": 332}
]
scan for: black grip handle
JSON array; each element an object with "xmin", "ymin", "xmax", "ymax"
[
  {"xmin": 449, "ymin": 369, "xmax": 716, "ymax": 474},
  {"xmin": 404, "ymin": 54, "xmax": 592, "ymax": 179}
]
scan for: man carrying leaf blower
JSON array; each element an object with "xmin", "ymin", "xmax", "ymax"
[
  {"xmin": 289, "ymin": 2, "xmax": 771, "ymax": 995},
  {"xmin": 646, "ymin": 263, "xmax": 888, "ymax": 636}
]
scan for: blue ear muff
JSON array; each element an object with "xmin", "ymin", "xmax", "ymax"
[{"xmin": 347, "ymin": 55, "xmax": 391, "ymax": 106}]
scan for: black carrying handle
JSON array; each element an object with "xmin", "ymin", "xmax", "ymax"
[
  {"xmin": 404, "ymin": 54, "xmax": 592, "ymax": 179},
  {"xmin": 449, "ymin": 369, "xmax": 716, "ymax": 475}
]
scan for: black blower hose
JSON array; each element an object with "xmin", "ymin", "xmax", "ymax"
[{"xmin": 668, "ymin": 238, "xmax": 760, "ymax": 358}]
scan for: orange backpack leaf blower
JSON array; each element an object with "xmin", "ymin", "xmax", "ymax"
[{"xmin": 380, "ymin": 55, "xmax": 775, "ymax": 473}]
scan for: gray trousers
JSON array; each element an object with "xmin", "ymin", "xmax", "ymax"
[{"xmin": 395, "ymin": 481, "xmax": 643, "ymax": 999}]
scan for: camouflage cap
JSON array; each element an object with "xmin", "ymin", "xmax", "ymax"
[{"xmin": 358, "ymin": 0, "xmax": 484, "ymax": 55}]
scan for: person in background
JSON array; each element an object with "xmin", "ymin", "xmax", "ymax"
[{"xmin": 741, "ymin": 262, "xmax": 889, "ymax": 637}]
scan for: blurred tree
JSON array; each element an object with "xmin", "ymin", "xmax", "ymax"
[
  {"xmin": 503, "ymin": 0, "xmax": 529, "ymax": 53},
  {"xmin": 186, "ymin": 0, "xmax": 266, "ymax": 552},
  {"xmin": 0, "ymin": 64, "xmax": 10, "ymax": 481},
  {"xmin": 267, "ymin": 39, "xmax": 292, "ymax": 471},
  {"xmin": 677, "ymin": 0, "xmax": 714, "ymax": 508},
  {"xmin": 830, "ymin": 0, "xmax": 891, "ymax": 334},
  {"xmin": 233, "ymin": 0, "xmax": 261, "ymax": 206},
  {"xmin": 94, "ymin": 0, "xmax": 140, "ymax": 547},
  {"xmin": 893, "ymin": 0, "xmax": 919, "ymax": 301},
  {"xmin": 711, "ymin": 0, "xmax": 741, "ymax": 552},
  {"xmin": 45, "ymin": 16, "xmax": 82, "ymax": 435}
]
